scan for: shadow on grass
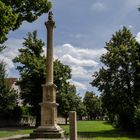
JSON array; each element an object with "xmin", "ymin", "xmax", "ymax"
[
  {"xmin": 78, "ymin": 129, "xmax": 140, "ymax": 139},
  {"xmin": 0, "ymin": 126, "xmax": 34, "ymax": 131}
]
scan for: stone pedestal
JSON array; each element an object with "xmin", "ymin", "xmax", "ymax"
[
  {"xmin": 30, "ymin": 128, "xmax": 64, "ymax": 139},
  {"xmin": 30, "ymin": 84, "xmax": 64, "ymax": 138}
]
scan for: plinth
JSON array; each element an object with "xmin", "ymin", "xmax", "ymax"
[
  {"xmin": 30, "ymin": 83, "xmax": 64, "ymax": 138},
  {"xmin": 30, "ymin": 11, "xmax": 64, "ymax": 139}
]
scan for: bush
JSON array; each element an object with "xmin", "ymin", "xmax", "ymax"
[{"xmin": 134, "ymin": 106, "xmax": 140, "ymax": 131}]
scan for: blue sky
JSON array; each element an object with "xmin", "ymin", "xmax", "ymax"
[{"xmin": 1, "ymin": 0, "xmax": 140, "ymax": 97}]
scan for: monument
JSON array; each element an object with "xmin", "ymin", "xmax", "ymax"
[{"xmin": 30, "ymin": 11, "xmax": 64, "ymax": 138}]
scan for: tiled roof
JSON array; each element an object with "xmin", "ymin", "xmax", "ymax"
[{"xmin": 6, "ymin": 78, "xmax": 17, "ymax": 86}]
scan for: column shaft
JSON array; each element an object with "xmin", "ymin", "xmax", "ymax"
[{"xmin": 45, "ymin": 20, "xmax": 55, "ymax": 84}]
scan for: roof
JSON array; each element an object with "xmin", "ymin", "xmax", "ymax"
[{"xmin": 6, "ymin": 78, "xmax": 17, "ymax": 86}]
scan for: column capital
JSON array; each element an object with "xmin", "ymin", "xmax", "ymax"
[{"xmin": 45, "ymin": 11, "xmax": 55, "ymax": 29}]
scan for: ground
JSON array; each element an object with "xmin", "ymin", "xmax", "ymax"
[{"xmin": 0, "ymin": 121, "xmax": 140, "ymax": 140}]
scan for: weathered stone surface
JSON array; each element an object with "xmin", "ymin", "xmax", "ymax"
[
  {"xmin": 30, "ymin": 128, "xmax": 64, "ymax": 139},
  {"xmin": 69, "ymin": 111, "xmax": 77, "ymax": 140},
  {"xmin": 30, "ymin": 11, "xmax": 64, "ymax": 139}
]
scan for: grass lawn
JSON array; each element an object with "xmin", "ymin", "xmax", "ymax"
[
  {"xmin": 60, "ymin": 121, "xmax": 140, "ymax": 140},
  {"xmin": 0, "ymin": 121, "xmax": 139, "ymax": 140},
  {"xmin": 0, "ymin": 128, "xmax": 33, "ymax": 138}
]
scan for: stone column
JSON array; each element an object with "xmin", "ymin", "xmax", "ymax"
[
  {"xmin": 30, "ymin": 11, "xmax": 64, "ymax": 139},
  {"xmin": 45, "ymin": 11, "xmax": 55, "ymax": 84},
  {"xmin": 69, "ymin": 111, "xmax": 77, "ymax": 140}
]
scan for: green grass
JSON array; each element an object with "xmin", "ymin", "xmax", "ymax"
[
  {"xmin": 0, "ymin": 121, "xmax": 139, "ymax": 140},
  {"xmin": 60, "ymin": 121, "xmax": 140, "ymax": 140},
  {"xmin": 0, "ymin": 128, "xmax": 33, "ymax": 138}
]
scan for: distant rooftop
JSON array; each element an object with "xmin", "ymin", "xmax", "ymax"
[{"xmin": 6, "ymin": 78, "xmax": 17, "ymax": 86}]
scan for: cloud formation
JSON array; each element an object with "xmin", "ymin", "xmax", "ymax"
[
  {"xmin": 0, "ymin": 38, "xmax": 23, "ymax": 75},
  {"xmin": 55, "ymin": 44, "xmax": 105, "ymax": 60},
  {"xmin": 61, "ymin": 54, "xmax": 98, "ymax": 67},
  {"xmin": 136, "ymin": 32, "xmax": 140, "ymax": 43},
  {"xmin": 68, "ymin": 79, "xmax": 87, "ymax": 90},
  {"xmin": 54, "ymin": 44, "xmax": 106, "ymax": 93}
]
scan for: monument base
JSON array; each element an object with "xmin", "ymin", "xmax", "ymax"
[{"xmin": 30, "ymin": 125, "xmax": 64, "ymax": 139}]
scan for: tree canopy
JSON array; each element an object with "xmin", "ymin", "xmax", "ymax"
[
  {"xmin": 0, "ymin": 61, "xmax": 18, "ymax": 119},
  {"xmin": 91, "ymin": 27, "xmax": 140, "ymax": 131},
  {"xmin": 0, "ymin": 0, "xmax": 51, "ymax": 44},
  {"xmin": 13, "ymin": 31, "xmax": 46, "ymax": 125},
  {"xmin": 83, "ymin": 91, "xmax": 102, "ymax": 120}
]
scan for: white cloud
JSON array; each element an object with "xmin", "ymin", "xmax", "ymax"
[
  {"xmin": 68, "ymin": 79, "xmax": 87, "ymax": 90},
  {"xmin": 0, "ymin": 56, "xmax": 14, "ymax": 73},
  {"xmin": 0, "ymin": 38, "xmax": 23, "ymax": 75},
  {"xmin": 71, "ymin": 66, "xmax": 90, "ymax": 80},
  {"xmin": 54, "ymin": 43, "xmax": 105, "ymax": 92},
  {"xmin": 61, "ymin": 54, "xmax": 98, "ymax": 67},
  {"xmin": 91, "ymin": 2, "xmax": 106, "ymax": 12},
  {"xmin": 55, "ymin": 44, "xmax": 106, "ymax": 60},
  {"xmin": 136, "ymin": 32, "xmax": 140, "ymax": 43}
]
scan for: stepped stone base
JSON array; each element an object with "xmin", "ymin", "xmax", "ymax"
[{"xmin": 30, "ymin": 125, "xmax": 64, "ymax": 139}]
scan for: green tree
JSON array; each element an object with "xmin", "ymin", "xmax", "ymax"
[
  {"xmin": 76, "ymin": 100, "xmax": 87, "ymax": 120},
  {"xmin": 0, "ymin": 0, "xmax": 51, "ymax": 44},
  {"xmin": 91, "ymin": 27, "xmax": 140, "ymax": 131},
  {"xmin": 57, "ymin": 84, "xmax": 82, "ymax": 124},
  {"xmin": 13, "ymin": 31, "xmax": 79, "ymax": 126},
  {"xmin": 13, "ymin": 31, "xmax": 46, "ymax": 126},
  {"xmin": 0, "ymin": 1, "xmax": 17, "ymax": 43},
  {"xmin": 83, "ymin": 91, "xmax": 102, "ymax": 120},
  {"xmin": 0, "ymin": 61, "xmax": 18, "ymax": 119}
]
